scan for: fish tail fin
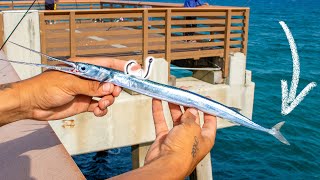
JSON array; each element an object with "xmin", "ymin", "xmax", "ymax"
[{"xmin": 269, "ymin": 121, "xmax": 290, "ymax": 145}]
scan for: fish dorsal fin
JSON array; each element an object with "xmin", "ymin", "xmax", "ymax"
[{"xmin": 229, "ymin": 106, "xmax": 241, "ymax": 112}]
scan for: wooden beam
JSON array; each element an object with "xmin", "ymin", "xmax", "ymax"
[
  {"xmin": 242, "ymin": 9, "xmax": 250, "ymax": 55},
  {"xmin": 223, "ymin": 10, "xmax": 231, "ymax": 78},
  {"xmin": 69, "ymin": 11, "xmax": 76, "ymax": 58},
  {"xmin": 0, "ymin": 13, "xmax": 3, "ymax": 45},
  {"xmin": 142, "ymin": 9, "xmax": 149, "ymax": 61},
  {"xmin": 165, "ymin": 9, "xmax": 172, "ymax": 77},
  {"xmin": 39, "ymin": 12, "xmax": 47, "ymax": 65}
]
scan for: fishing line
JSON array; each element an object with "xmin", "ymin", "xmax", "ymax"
[{"xmin": 0, "ymin": 0, "xmax": 37, "ymax": 50}]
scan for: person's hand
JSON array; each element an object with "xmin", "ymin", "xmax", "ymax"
[
  {"xmin": 14, "ymin": 57, "xmax": 128, "ymax": 121},
  {"xmin": 145, "ymin": 99, "xmax": 217, "ymax": 177}
]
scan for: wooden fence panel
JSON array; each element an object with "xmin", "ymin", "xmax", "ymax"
[{"xmin": 38, "ymin": 7, "xmax": 249, "ymax": 79}]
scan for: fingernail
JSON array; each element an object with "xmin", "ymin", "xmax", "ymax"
[
  {"xmin": 103, "ymin": 83, "xmax": 110, "ymax": 92},
  {"xmin": 189, "ymin": 108, "xmax": 198, "ymax": 116}
]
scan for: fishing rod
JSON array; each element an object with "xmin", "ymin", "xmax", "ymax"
[{"xmin": 0, "ymin": 0, "xmax": 38, "ymax": 50}]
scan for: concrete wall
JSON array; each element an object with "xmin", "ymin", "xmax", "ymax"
[{"xmin": 2, "ymin": 10, "xmax": 41, "ymax": 80}]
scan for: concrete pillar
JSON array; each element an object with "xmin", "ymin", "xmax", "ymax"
[
  {"xmin": 2, "ymin": 10, "xmax": 41, "ymax": 80},
  {"xmin": 228, "ymin": 52, "xmax": 246, "ymax": 86},
  {"xmin": 193, "ymin": 153, "xmax": 213, "ymax": 180},
  {"xmin": 226, "ymin": 52, "xmax": 246, "ymax": 109},
  {"xmin": 131, "ymin": 142, "xmax": 152, "ymax": 169}
]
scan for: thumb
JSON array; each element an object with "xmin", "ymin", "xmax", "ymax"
[{"xmin": 70, "ymin": 78, "xmax": 114, "ymax": 97}]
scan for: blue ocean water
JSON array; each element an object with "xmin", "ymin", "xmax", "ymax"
[{"xmin": 73, "ymin": 0, "xmax": 320, "ymax": 179}]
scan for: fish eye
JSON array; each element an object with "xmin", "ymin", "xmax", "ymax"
[{"xmin": 78, "ymin": 65, "xmax": 88, "ymax": 72}]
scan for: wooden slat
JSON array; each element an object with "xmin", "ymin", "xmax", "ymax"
[
  {"xmin": 172, "ymin": 11, "xmax": 226, "ymax": 17},
  {"xmin": 231, "ymin": 19, "xmax": 244, "ymax": 23},
  {"xmin": 171, "ymin": 49, "xmax": 224, "ymax": 59},
  {"xmin": 171, "ymin": 27, "xmax": 225, "ymax": 33},
  {"xmin": 149, "ymin": 21, "xmax": 165, "ymax": 26},
  {"xmin": 171, "ymin": 41, "xmax": 224, "ymax": 49},
  {"xmin": 76, "ymin": 38, "xmax": 143, "ymax": 46},
  {"xmin": 45, "ymin": 23, "xmax": 70, "ymax": 30},
  {"xmin": 70, "ymin": 12, "xmax": 76, "ymax": 57},
  {"xmin": 148, "ymin": 12, "xmax": 165, "ymax": 18},
  {"xmin": 231, "ymin": 26, "xmax": 244, "ymax": 31},
  {"xmin": 149, "ymin": 29, "xmax": 165, "ymax": 34},
  {"xmin": 76, "ymin": 21, "xmax": 142, "ymax": 28},
  {"xmin": 78, "ymin": 29, "xmax": 142, "ymax": 36},
  {"xmin": 143, "ymin": 9, "xmax": 149, "ymax": 60},
  {"xmin": 149, "ymin": 37, "xmax": 165, "ymax": 43},
  {"xmin": 230, "ymin": 33, "xmax": 242, "ymax": 38},
  {"xmin": 171, "ymin": 19, "xmax": 225, "ymax": 25},
  {"xmin": 44, "ymin": 15, "xmax": 70, "ymax": 21},
  {"xmin": 47, "ymin": 33, "xmax": 69, "ymax": 39},
  {"xmin": 47, "ymin": 42, "xmax": 70, "ymax": 49},
  {"xmin": 76, "ymin": 13, "xmax": 142, "ymax": 19},
  {"xmin": 114, "ymin": 55, "xmax": 143, "ymax": 62},
  {"xmin": 231, "ymin": 11, "xmax": 245, "ymax": 16},
  {"xmin": 47, "ymin": 51, "xmax": 70, "ymax": 57},
  {"xmin": 171, "ymin": 34, "xmax": 224, "ymax": 41},
  {"xmin": 224, "ymin": 10, "xmax": 231, "ymax": 77},
  {"xmin": 77, "ymin": 46, "xmax": 142, "ymax": 55},
  {"xmin": 230, "ymin": 40, "xmax": 242, "ymax": 45}
]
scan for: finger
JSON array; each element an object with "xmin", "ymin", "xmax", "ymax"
[
  {"xmin": 98, "ymin": 95, "xmax": 115, "ymax": 110},
  {"xmin": 69, "ymin": 57, "xmax": 128, "ymax": 71},
  {"xmin": 168, "ymin": 102, "xmax": 183, "ymax": 126},
  {"xmin": 202, "ymin": 113, "xmax": 217, "ymax": 145},
  {"xmin": 93, "ymin": 106, "xmax": 108, "ymax": 117},
  {"xmin": 112, "ymin": 86, "xmax": 122, "ymax": 97},
  {"xmin": 152, "ymin": 99, "xmax": 169, "ymax": 136},
  {"xmin": 71, "ymin": 78, "xmax": 115, "ymax": 97},
  {"xmin": 87, "ymin": 99, "xmax": 109, "ymax": 117},
  {"xmin": 180, "ymin": 108, "xmax": 199, "ymax": 124}
]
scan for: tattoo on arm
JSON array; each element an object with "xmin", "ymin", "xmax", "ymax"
[
  {"xmin": 0, "ymin": 83, "xmax": 13, "ymax": 91},
  {"xmin": 191, "ymin": 136, "xmax": 199, "ymax": 158}
]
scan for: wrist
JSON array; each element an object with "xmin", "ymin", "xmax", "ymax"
[
  {"xmin": 0, "ymin": 82, "xmax": 32, "ymax": 126},
  {"xmin": 143, "ymin": 154, "xmax": 193, "ymax": 179}
]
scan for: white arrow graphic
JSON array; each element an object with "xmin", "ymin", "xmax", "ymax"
[{"xmin": 279, "ymin": 21, "xmax": 317, "ymax": 116}]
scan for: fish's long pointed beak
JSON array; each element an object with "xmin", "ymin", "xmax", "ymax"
[
  {"xmin": 8, "ymin": 41, "xmax": 77, "ymax": 69},
  {"xmin": 0, "ymin": 58, "xmax": 75, "ymax": 73}
]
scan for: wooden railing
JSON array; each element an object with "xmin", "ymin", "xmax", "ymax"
[
  {"xmin": 0, "ymin": 0, "xmax": 181, "ymax": 11},
  {"xmin": 100, "ymin": 0, "xmax": 182, "ymax": 9},
  {"xmin": 39, "ymin": 7, "xmax": 249, "ymax": 77},
  {"xmin": 0, "ymin": 0, "xmax": 102, "ymax": 10}
]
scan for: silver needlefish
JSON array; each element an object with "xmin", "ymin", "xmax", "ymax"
[{"xmin": 1, "ymin": 41, "xmax": 290, "ymax": 145}]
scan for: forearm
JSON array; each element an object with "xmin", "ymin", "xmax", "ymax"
[
  {"xmin": 111, "ymin": 155, "xmax": 189, "ymax": 180},
  {"xmin": 0, "ymin": 82, "xmax": 29, "ymax": 126}
]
